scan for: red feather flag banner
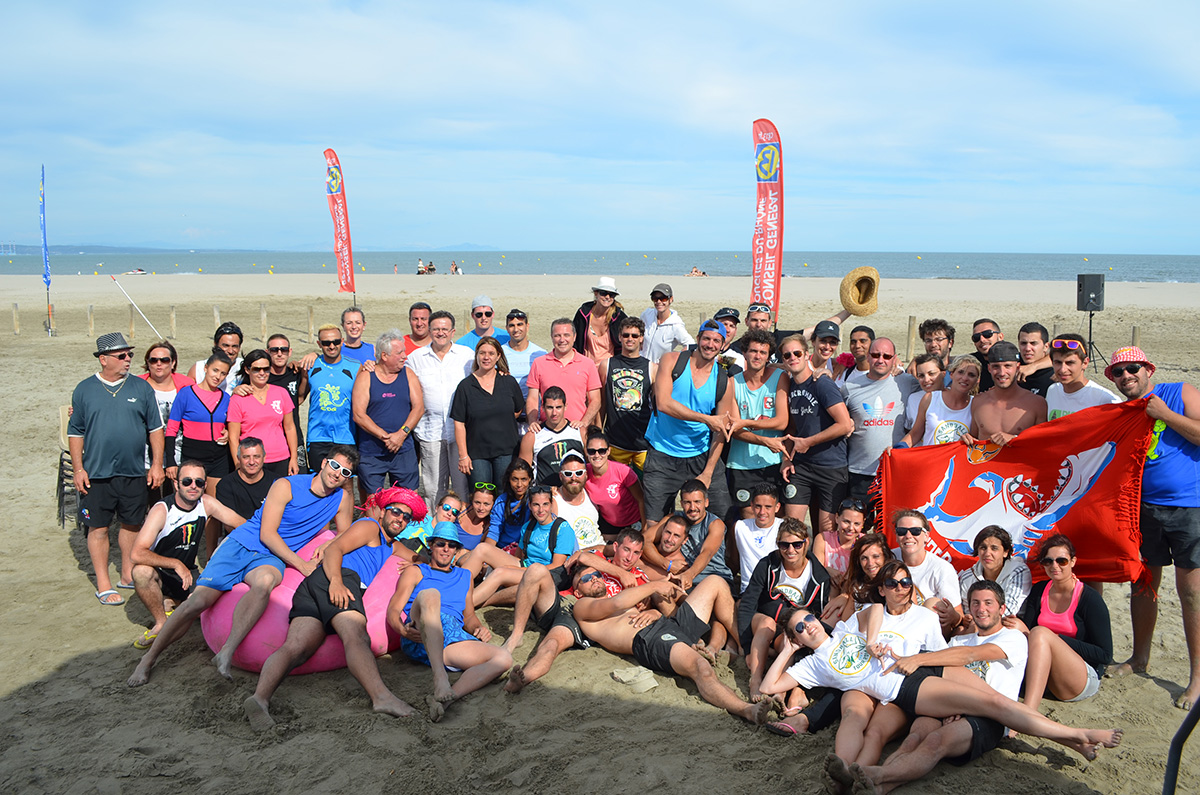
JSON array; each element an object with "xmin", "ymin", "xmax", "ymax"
[
  {"xmin": 876, "ymin": 400, "xmax": 1154, "ymax": 584},
  {"xmin": 324, "ymin": 148, "xmax": 355, "ymax": 295},
  {"xmin": 749, "ymin": 118, "xmax": 783, "ymax": 315}
]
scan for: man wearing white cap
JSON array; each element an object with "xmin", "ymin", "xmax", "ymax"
[
  {"xmin": 457, "ymin": 294, "xmax": 510, "ymax": 349},
  {"xmin": 1105, "ymin": 346, "xmax": 1200, "ymax": 711},
  {"xmin": 69, "ymin": 332, "xmax": 166, "ymax": 607}
]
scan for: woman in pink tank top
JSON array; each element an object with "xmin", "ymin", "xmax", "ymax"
[{"xmin": 813, "ymin": 498, "xmax": 866, "ymax": 587}]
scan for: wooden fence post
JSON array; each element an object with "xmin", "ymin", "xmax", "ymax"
[
  {"xmin": 12, "ymin": 303, "xmax": 18, "ymax": 335},
  {"xmin": 905, "ymin": 315, "xmax": 917, "ymax": 361},
  {"xmin": 213, "ymin": 305, "xmax": 221, "ymax": 331},
  {"xmin": 169, "ymin": 306, "xmax": 177, "ymax": 339},
  {"xmin": 1132, "ymin": 326, "xmax": 1141, "ymax": 349},
  {"xmin": 308, "ymin": 306, "xmax": 315, "ymax": 344},
  {"xmin": 88, "ymin": 305, "xmax": 95, "ymax": 336},
  {"xmin": 129, "ymin": 306, "xmax": 136, "ymax": 341},
  {"xmin": 260, "ymin": 303, "xmax": 268, "ymax": 343}
]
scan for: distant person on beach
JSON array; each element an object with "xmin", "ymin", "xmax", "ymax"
[
  {"xmin": 1105, "ymin": 346, "xmax": 1200, "ymax": 711},
  {"xmin": 304, "ymin": 325, "xmax": 360, "ymax": 471},
  {"xmin": 572, "ymin": 276, "xmax": 627, "ymax": 371},
  {"xmin": 242, "ymin": 486, "xmax": 426, "ymax": 731},
  {"xmin": 407, "ymin": 311, "xmax": 474, "ymax": 509},
  {"xmin": 188, "ymin": 322, "xmax": 244, "ymax": 395},
  {"xmin": 404, "ymin": 301, "xmax": 432, "ymax": 354},
  {"xmin": 127, "ymin": 446, "xmax": 357, "ymax": 686},
  {"xmin": 70, "ymin": 332, "xmax": 166, "ymax": 606},
  {"xmin": 1017, "ymin": 321, "xmax": 1054, "ymax": 396},
  {"xmin": 969, "ymin": 319, "xmax": 1003, "ymax": 392},
  {"xmin": 1045, "ymin": 334, "xmax": 1119, "ymax": 420},
  {"xmin": 965, "ymin": 341, "xmax": 1046, "ymax": 447},
  {"xmin": 598, "ymin": 317, "xmax": 656, "ymax": 471},
  {"xmin": 640, "ymin": 283, "xmax": 694, "ymax": 364},
  {"xmin": 458, "ymin": 294, "xmax": 509, "ymax": 348},
  {"xmin": 525, "ymin": 318, "xmax": 601, "ymax": 431}
]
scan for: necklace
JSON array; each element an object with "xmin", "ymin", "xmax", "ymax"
[{"xmin": 100, "ymin": 376, "xmax": 127, "ymax": 399}]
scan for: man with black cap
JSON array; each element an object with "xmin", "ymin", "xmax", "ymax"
[
  {"xmin": 640, "ymin": 282, "xmax": 695, "ymax": 364},
  {"xmin": 712, "ymin": 307, "xmax": 746, "ymax": 374},
  {"xmin": 965, "ymin": 340, "xmax": 1046, "ymax": 447},
  {"xmin": 458, "ymin": 294, "xmax": 510, "ymax": 348},
  {"xmin": 69, "ymin": 332, "xmax": 166, "ymax": 606}
]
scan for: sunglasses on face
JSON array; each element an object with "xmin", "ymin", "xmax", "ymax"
[
  {"xmin": 560, "ymin": 468, "xmax": 585, "ymax": 478},
  {"xmin": 1051, "ymin": 339, "xmax": 1083, "ymax": 350},
  {"xmin": 780, "ymin": 349, "xmax": 805, "ymax": 360},
  {"xmin": 651, "ymin": 295, "xmax": 669, "ymax": 302},
  {"xmin": 268, "ymin": 346, "xmax": 290, "ymax": 354},
  {"xmin": 107, "ymin": 351, "xmax": 133, "ymax": 360},
  {"xmin": 595, "ymin": 291, "xmax": 616, "ymax": 298},
  {"xmin": 325, "ymin": 458, "xmax": 354, "ymax": 478},
  {"xmin": 869, "ymin": 352, "xmax": 895, "ymax": 360},
  {"xmin": 789, "ymin": 614, "xmax": 820, "ymax": 634},
  {"xmin": 620, "ymin": 332, "xmax": 642, "ymax": 339},
  {"xmin": 432, "ymin": 539, "xmax": 461, "ymax": 550},
  {"xmin": 894, "ymin": 526, "xmax": 925, "ymax": 537},
  {"xmin": 971, "ymin": 329, "xmax": 998, "ymax": 343},
  {"xmin": 441, "ymin": 503, "xmax": 463, "ymax": 518},
  {"xmin": 883, "ymin": 577, "xmax": 913, "ymax": 589},
  {"xmin": 384, "ymin": 505, "xmax": 413, "ymax": 521},
  {"xmin": 587, "ymin": 447, "xmax": 609, "ymax": 456},
  {"xmin": 178, "ymin": 476, "xmax": 206, "ymax": 488},
  {"xmin": 319, "ymin": 338, "xmax": 343, "ymax": 347},
  {"xmin": 1110, "ymin": 363, "xmax": 1144, "ymax": 377},
  {"xmin": 148, "ymin": 356, "xmax": 173, "ymax": 364},
  {"xmin": 474, "ymin": 311, "xmax": 493, "ymax": 318},
  {"xmin": 249, "ymin": 366, "xmax": 270, "ymax": 373},
  {"xmin": 1040, "ymin": 556, "xmax": 1071, "ymax": 567},
  {"xmin": 777, "ymin": 539, "xmax": 807, "ymax": 551},
  {"xmin": 578, "ymin": 571, "xmax": 604, "ymax": 585}
]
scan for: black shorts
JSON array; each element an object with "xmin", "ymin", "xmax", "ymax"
[
  {"xmin": 728, "ymin": 466, "xmax": 783, "ymax": 508},
  {"xmin": 180, "ymin": 441, "xmax": 232, "ymax": 479},
  {"xmin": 533, "ymin": 591, "xmax": 588, "ymax": 649},
  {"xmin": 1141, "ymin": 503, "xmax": 1200, "ymax": 569},
  {"xmin": 307, "ymin": 443, "xmax": 337, "ymax": 474},
  {"xmin": 631, "ymin": 602, "xmax": 710, "ymax": 674},
  {"xmin": 783, "ymin": 462, "xmax": 848, "ymax": 512},
  {"xmin": 156, "ymin": 565, "xmax": 195, "ymax": 602},
  {"xmin": 893, "ymin": 665, "xmax": 944, "ymax": 716},
  {"xmin": 79, "ymin": 476, "xmax": 149, "ymax": 528},
  {"xmin": 289, "ymin": 567, "xmax": 367, "ymax": 634},
  {"xmin": 945, "ymin": 715, "xmax": 1005, "ymax": 766},
  {"xmin": 263, "ymin": 459, "xmax": 291, "ymax": 478}
]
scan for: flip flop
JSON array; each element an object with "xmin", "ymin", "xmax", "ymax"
[
  {"xmin": 95, "ymin": 589, "xmax": 125, "ymax": 606},
  {"xmin": 133, "ymin": 629, "xmax": 158, "ymax": 650},
  {"xmin": 765, "ymin": 720, "xmax": 799, "ymax": 737},
  {"xmin": 116, "ymin": 581, "xmax": 135, "ymax": 590}
]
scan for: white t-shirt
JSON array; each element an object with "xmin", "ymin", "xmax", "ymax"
[
  {"xmin": 894, "ymin": 550, "xmax": 962, "ymax": 607},
  {"xmin": 843, "ymin": 605, "xmax": 947, "ymax": 657},
  {"xmin": 733, "ymin": 517, "xmax": 782, "ymax": 592},
  {"xmin": 786, "ymin": 629, "xmax": 904, "ymax": 704},
  {"xmin": 1046, "ymin": 380, "xmax": 1120, "ymax": 421},
  {"xmin": 555, "ymin": 492, "xmax": 603, "ymax": 550},
  {"xmin": 948, "ymin": 627, "xmax": 1028, "ymax": 703}
]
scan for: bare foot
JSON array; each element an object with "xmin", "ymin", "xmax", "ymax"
[
  {"xmin": 432, "ymin": 679, "xmax": 456, "ymax": 704},
  {"xmin": 1106, "ymin": 658, "xmax": 1148, "ymax": 678},
  {"xmin": 212, "ymin": 652, "xmax": 234, "ymax": 681},
  {"xmin": 691, "ymin": 640, "xmax": 718, "ymax": 667},
  {"xmin": 848, "ymin": 763, "xmax": 882, "ymax": 795},
  {"xmin": 372, "ymin": 692, "xmax": 416, "ymax": 718},
  {"xmin": 825, "ymin": 753, "xmax": 853, "ymax": 795},
  {"xmin": 1063, "ymin": 728, "xmax": 1123, "ymax": 760},
  {"xmin": 1174, "ymin": 684, "xmax": 1199, "ymax": 711},
  {"xmin": 501, "ymin": 633, "xmax": 523, "ymax": 657},
  {"xmin": 503, "ymin": 665, "xmax": 527, "ymax": 695},
  {"xmin": 426, "ymin": 694, "xmax": 446, "ymax": 723},
  {"xmin": 127, "ymin": 661, "xmax": 152, "ymax": 688},
  {"xmin": 749, "ymin": 699, "xmax": 774, "ymax": 725},
  {"xmin": 243, "ymin": 696, "xmax": 275, "ymax": 732}
]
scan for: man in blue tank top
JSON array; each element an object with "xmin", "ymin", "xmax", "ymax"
[
  {"xmin": 128, "ymin": 445, "xmax": 358, "ymax": 687},
  {"xmin": 243, "ymin": 486, "xmax": 428, "ymax": 731},
  {"xmin": 387, "ymin": 523, "xmax": 513, "ymax": 721},
  {"xmin": 1105, "ymin": 347, "xmax": 1200, "ymax": 710},
  {"xmin": 642, "ymin": 320, "xmax": 735, "ymax": 523}
]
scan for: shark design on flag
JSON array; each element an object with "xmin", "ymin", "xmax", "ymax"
[{"xmin": 918, "ymin": 441, "xmax": 1117, "ymax": 558}]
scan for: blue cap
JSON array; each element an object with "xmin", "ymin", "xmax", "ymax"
[
  {"xmin": 698, "ymin": 319, "xmax": 728, "ymax": 340},
  {"xmin": 431, "ymin": 521, "xmax": 460, "ymax": 544}
]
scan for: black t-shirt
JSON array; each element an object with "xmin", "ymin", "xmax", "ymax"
[
  {"xmin": 786, "ymin": 374, "xmax": 848, "ymax": 468},
  {"xmin": 215, "ymin": 471, "xmax": 278, "ymax": 524},
  {"xmin": 268, "ymin": 369, "xmax": 305, "ymax": 442},
  {"xmin": 972, "ymin": 352, "xmax": 995, "ymax": 392},
  {"xmin": 1022, "ymin": 365, "xmax": 1054, "ymax": 397},
  {"xmin": 604, "ymin": 354, "xmax": 653, "ymax": 452},
  {"xmin": 448, "ymin": 373, "xmax": 524, "ymax": 459}
]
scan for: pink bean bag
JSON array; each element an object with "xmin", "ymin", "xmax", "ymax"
[{"xmin": 199, "ymin": 531, "xmax": 404, "ymax": 674}]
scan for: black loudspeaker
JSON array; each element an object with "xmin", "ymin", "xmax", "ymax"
[{"xmin": 1077, "ymin": 273, "xmax": 1105, "ymax": 312}]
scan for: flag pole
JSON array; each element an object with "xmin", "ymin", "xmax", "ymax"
[{"xmin": 110, "ymin": 275, "xmax": 163, "ymax": 337}]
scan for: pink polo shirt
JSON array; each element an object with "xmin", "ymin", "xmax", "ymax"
[{"xmin": 527, "ymin": 349, "xmax": 600, "ymax": 423}]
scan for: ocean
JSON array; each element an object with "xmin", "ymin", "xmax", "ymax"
[{"xmin": 2, "ymin": 250, "xmax": 1197, "ymax": 282}]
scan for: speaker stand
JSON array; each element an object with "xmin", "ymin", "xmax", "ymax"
[{"xmin": 1086, "ymin": 310, "xmax": 1108, "ymax": 372}]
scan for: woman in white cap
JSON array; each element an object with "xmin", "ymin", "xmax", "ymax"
[{"xmin": 572, "ymin": 276, "xmax": 627, "ymax": 371}]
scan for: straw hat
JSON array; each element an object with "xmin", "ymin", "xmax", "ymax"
[{"xmin": 839, "ymin": 267, "xmax": 879, "ymax": 316}]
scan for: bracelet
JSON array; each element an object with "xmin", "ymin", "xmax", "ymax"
[
  {"xmin": 401, "ymin": 425, "xmax": 411, "ymax": 434},
  {"xmin": 459, "ymin": 455, "xmax": 470, "ymax": 461}
]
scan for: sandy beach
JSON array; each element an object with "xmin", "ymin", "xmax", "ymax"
[{"xmin": 2, "ymin": 271, "xmax": 1198, "ymax": 794}]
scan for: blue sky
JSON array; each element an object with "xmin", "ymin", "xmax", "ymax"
[{"xmin": 2, "ymin": 1, "xmax": 1198, "ymax": 253}]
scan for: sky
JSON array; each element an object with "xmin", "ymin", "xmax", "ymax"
[{"xmin": 2, "ymin": 1, "xmax": 1198, "ymax": 253}]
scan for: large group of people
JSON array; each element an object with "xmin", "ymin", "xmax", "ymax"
[{"xmin": 65, "ymin": 278, "xmax": 1200, "ymax": 790}]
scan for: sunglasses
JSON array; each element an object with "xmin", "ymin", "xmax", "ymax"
[
  {"xmin": 789, "ymin": 614, "xmax": 820, "ymax": 634},
  {"xmin": 595, "ymin": 291, "xmax": 617, "ymax": 298},
  {"xmin": 474, "ymin": 310, "xmax": 493, "ymax": 318},
  {"xmin": 620, "ymin": 332, "xmax": 642, "ymax": 339},
  {"xmin": 560, "ymin": 468, "xmax": 586, "ymax": 478},
  {"xmin": 869, "ymin": 352, "xmax": 895, "ymax": 360},
  {"xmin": 268, "ymin": 346, "xmax": 290, "ymax": 354},
  {"xmin": 579, "ymin": 571, "xmax": 604, "ymax": 584},
  {"xmin": 586, "ymin": 447, "xmax": 609, "ymax": 456},
  {"xmin": 1040, "ymin": 556, "xmax": 1071, "ymax": 567},
  {"xmin": 319, "ymin": 338, "xmax": 343, "ymax": 347},
  {"xmin": 441, "ymin": 503, "xmax": 463, "ymax": 518},
  {"xmin": 107, "ymin": 351, "xmax": 134, "ymax": 360},
  {"xmin": 1051, "ymin": 339, "xmax": 1083, "ymax": 351},
  {"xmin": 506, "ymin": 310, "xmax": 527, "ymax": 320},
  {"xmin": 883, "ymin": 577, "xmax": 914, "ymax": 589},
  {"xmin": 249, "ymin": 365, "xmax": 270, "ymax": 373},
  {"xmin": 474, "ymin": 482, "xmax": 497, "ymax": 493},
  {"xmin": 748, "ymin": 303, "xmax": 770, "ymax": 314},
  {"xmin": 384, "ymin": 505, "xmax": 414, "ymax": 521},
  {"xmin": 1110, "ymin": 363, "xmax": 1144, "ymax": 377},
  {"xmin": 971, "ymin": 329, "xmax": 998, "ymax": 343},
  {"xmin": 147, "ymin": 356, "xmax": 173, "ymax": 364},
  {"xmin": 651, "ymin": 295, "xmax": 670, "ymax": 302},
  {"xmin": 178, "ymin": 476, "xmax": 207, "ymax": 488},
  {"xmin": 780, "ymin": 349, "xmax": 805, "ymax": 360},
  {"xmin": 431, "ymin": 539, "xmax": 461, "ymax": 550},
  {"xmin": 325, "ymin": 458, "xmax": 354, "ymax": 478},
  {"xmin": 528, "ymin": 485, "xmax": 553, "ymax": 496},
  {"xmin": 777, "ymin": 539, "xmax": 807, "ymax": 550},
  {"xmin": 894, "ymin": 526, "xmax": 926, "ymax": 537}
]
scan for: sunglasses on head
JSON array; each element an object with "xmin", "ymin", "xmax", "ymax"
[
  {"xmin": 1040, "ymin": 556, "xmax": 1071, "ymax": 567},
  {"xmin": 441, "ymin": 503, "xmax": 463, "ymax": 518},
  {"xmin": 971, "ymin": 329, "xmax": 998, "ymax": 343},
  {"xmin": 778, "ymin": 539, "xmax": 807, "ymax": 550},
  {"xmin": 748, "ymin": 303, "xmax": 771, "ymax": 314},
  {"xmin": 384, "ymin": 505, "xmax": 413, "ymax": 521},
  {"xmin": 179, "ymin": 476, "xmax": 206, "ymax": 488},
  {"xmin": 1051, "ymin": 339, "xmax": 1083, "ymax": 350},
  {"xmin": 587, "ymin": 447, "xmax": 609, "ymax": 456},
  {"xmin": 148, "ymin": 356, "xmax": 173, "ymax": 364},
  {"xmin": 883, "ymin": 576, "xmax": 913, "ymax": 589},
  {"xmin": 869, "ymin": 352, "xmax": 895, "ymax": 360},
  {"xmin": 506, "ymin": 310, "xmax": 527, "ymax": 320},
  {"xmin": 268, "ymin": 345, "xmax": 290, "ymax": 354},
  {"xmin": 325, "ymin": 458, "xmax": 354, "ymax": 478},
  {"xmin": 839, "ymin": 498, "xmax": 865, "ymax": 513},
  {"xmin": 474, "ymin": 310, "xmax": 493, "ymax": 318},
  {"xmin": 474, "ymin": 482, "xmax": 497, "ymax": 493},
  {"xmin": 528, "ymin": 485, "xmax": 553, "ymax": 496},
  {"xmin": 894, "ymin": 525, "xmax": 925, "ymax": 537},
  {"xmin": 1110, "ymin": 363, "xmax": 1144, "ymax": 377},
  {"xmin": 319, "ymin": 338, "xmax": 343, "ymax": 347}
]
